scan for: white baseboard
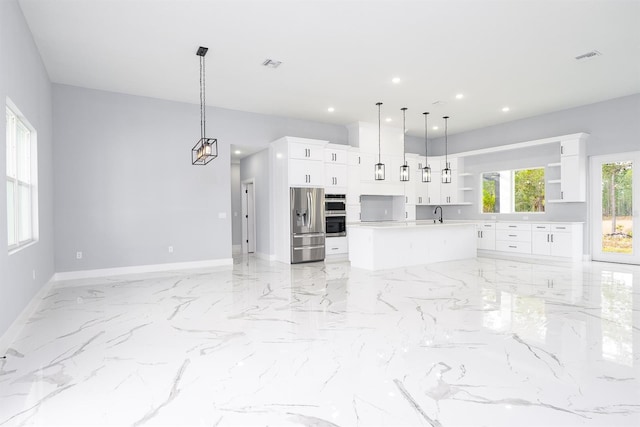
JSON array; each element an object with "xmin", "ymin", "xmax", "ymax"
[
  {"xmin": 255, "ymin": 252, "xmax": 277, "ymax": 261},
  {"xmin": 52, "ymin": 258, "xmax": 234, "ymax": 282},
  {"xmin": 0, "ymin": 274, "xmax": 55, "ymax": 355}
]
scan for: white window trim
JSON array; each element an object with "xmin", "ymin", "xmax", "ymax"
[{"xmin": 6, "ymin": 99, "xmax": 38, "ymax": 254}]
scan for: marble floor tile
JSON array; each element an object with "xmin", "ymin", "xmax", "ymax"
[{"xmin": 0, "ymin": 256, "xmax": 639, "ymax": 426}]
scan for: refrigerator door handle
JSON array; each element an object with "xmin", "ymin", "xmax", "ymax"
[{"xmin": 293, "ymin": 232, "xmax": 325, "ymax": 238}]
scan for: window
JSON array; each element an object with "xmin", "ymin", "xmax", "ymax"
[
  {"xmin": 6, "ymin": 105, "xmax": 36, "ymax": 250},
  {"xmin": 482, "ymin": 168, "xmax": 545, "ymax": 213}
]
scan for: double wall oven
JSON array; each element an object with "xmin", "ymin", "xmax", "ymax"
[{"xmin": 325, "ymin": 194, "xmax": 346, "ymax": 237}]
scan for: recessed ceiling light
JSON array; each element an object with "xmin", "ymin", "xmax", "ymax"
[
  {"xmin": 234, "ymin": 150, "xmax": 241, "ymax": 155},
  {"xmin": 432, "ymin": 126, "xmax": 439, "ymax": 130},
  {"xmin": 392, "ymin": 77, "xmax": 401, "ymax": 84},
  {"xmin": 327, "ymin": 107, "xmax": 335, "ymax": 113},
  {"xmin": 502, "ymin": 106, "xmax": 510, "ymax": 112},
  {"xmin": 385, "ymin": 117, "xmax": 392, "ymax": 122},
  {"xmin": 455, "ymin": 93, "xmax": 464, "ymax": 99}
]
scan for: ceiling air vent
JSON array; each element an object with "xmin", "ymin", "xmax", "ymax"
[
  {"xmin": 575, "ymin": 50, "xmax": 602, "ymax": 61},
  {"xmin": 262, "ymin": 59, "xmax": 282, "ymax": 68}
]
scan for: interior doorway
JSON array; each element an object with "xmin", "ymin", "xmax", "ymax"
[
  {"xmin": 590, "ymin": 152, "xmax": 640, "ymax": 264},
  {"xmin": 241, "ymin": 179, "xmax": 256, "ymax": 254}
]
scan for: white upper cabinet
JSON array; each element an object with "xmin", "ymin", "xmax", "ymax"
[
  {"xmin": 289, "ymin": 140, "xmax": 325, "ymax": 161},
  {"xmin": 559, "ymin": 138, "xmax": 586, "ymax": 202},
  {"xmin": 289, "ymin": 158, "xmax": 325, "ymax": 187},
  {"xmin": 325, "ymin": 144, "xmax": 348, "ymax": 164}
]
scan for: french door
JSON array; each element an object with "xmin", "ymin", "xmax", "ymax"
[{"xmin": 590, "ymin": 152, "xmax": 640, "ymax": 264}]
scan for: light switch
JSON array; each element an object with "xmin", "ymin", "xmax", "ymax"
[{"xmin": 218, "ymin": 212, "xmax": 227, "ymax": 219}]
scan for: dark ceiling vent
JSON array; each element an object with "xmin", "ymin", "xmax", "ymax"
[
  {"xmin": 575, "ymin": 50, "xmax": 602, "ymax": 61},
  {"xmin": 262, "ymin": 59, "xmax": 282, "ymax": 68}
]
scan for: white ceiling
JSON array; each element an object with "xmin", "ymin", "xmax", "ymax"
[{"xmin": 19, "ymin": 0, "xmax": 640, "ymax": 138}]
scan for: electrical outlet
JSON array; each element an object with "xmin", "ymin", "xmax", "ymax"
[
  {"xmin": 76, "ymin": 251, "xmax": 83, "ymax": 260},
  {"xmin": 32, "ymin": 269, "xmax": 36, "ymax": 280},
  {"xmin": 523, "ymin": 216, "xmax": 529, "ymax": 220},
  {"xmin": 218, "ymin": 212, "xmax": 227, "ymax": 219},
  {"xmin": 168, "ymin": 246, "xmax": 174, "ymax": 253},
  {"xmin": 458, "ymin": 209, "xmax": 461, "ymax": 214}
]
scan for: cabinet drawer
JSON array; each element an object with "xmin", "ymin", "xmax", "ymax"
[
  {"xmin": 496, "ymin": 229, "xmax": 531, "ymax": 242},
  {"xmin": 496, "ymin": 223, "xmax": 532, "ymax": 231},
  {"xmin": 496, "ymin": 240, "xmax": 532, "ymax": 254},
  {"xmin": 325, "ymin": 236, "xmax": 348, "ymax": 254},
  {"xmin": 478, "ymin": 222, "xmax": 495, "ymax": 229},
  {"xmin": 532, "ymin": 224, "xmax": 550, "ymax": 231}
]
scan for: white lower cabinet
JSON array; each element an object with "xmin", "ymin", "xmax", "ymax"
[
  {"xmin": 326, "ymin": 236, "xmax": 348, "ymax": 255},
  {"xmin": 495, "ymin": 223, "xmax": 532, "ymax": 254},
  {"xmin": 531, "ymin": 223, "xmax": 582, "ymax": 260},
  {"xmin": 477, "ymin": 222, "xmax": 496, "ymax": 250},
  {"xmin": 480, "ymin": 221, "xmax": 583, "ymax": 261}
]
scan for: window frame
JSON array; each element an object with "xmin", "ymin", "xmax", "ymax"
[
  {"xmin": 480, "ymin": 167, "xmax": 546, "ymax": 215},
  {"xmin": 6, "ymin": 102, "xmax": 38, "ymax": 253}
]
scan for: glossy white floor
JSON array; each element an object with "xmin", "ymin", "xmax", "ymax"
[{"xmin": 0, "ymin": 255, "xmax": 638, "ymax": 427}]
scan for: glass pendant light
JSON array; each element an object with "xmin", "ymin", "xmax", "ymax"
[
  {"xmin": 400, "ymin": 107, "xmax": 409, "ymax": 182},
  {"xmin": 422, "ymin": 112, "xmax": 431, "ymax": 182},
  {"xmin": 374, "ymin": 102, "xmax": 385, "ymax": 180},
  {"xmin": 192, "ymin": 46, "xmax": 218, "ymax": 165},
  {"xmin": 441, "ymin": 115, "xmax": 452, "ymax": 184}
]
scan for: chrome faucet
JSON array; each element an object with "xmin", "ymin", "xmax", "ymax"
[{"xmin": 434, "ymin": 206, "xmax": 443, "ymax": 223}]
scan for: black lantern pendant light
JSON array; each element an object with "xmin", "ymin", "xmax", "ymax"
[
  {"xmin": 400, "ymin": 107, "xmax": 409, "ymax": 182},
  {"xmin": 422, "ymin": 112, "xmax": 431, "ymax": 183},
  {"xmin": 192, "ymin": 46, "xmax": 218, "ymax": 165},
  {"xmin": 374, "ymin": 102, "xmax": 385, "ymax": 180},
  {"xmin": 441, "ymin": 115, "xmax": 452, "ymax": 184}
]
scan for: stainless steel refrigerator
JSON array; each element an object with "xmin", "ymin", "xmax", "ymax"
[{"xmin": 290, "ymin": 187, "xmax": 325, "ymax": 263}]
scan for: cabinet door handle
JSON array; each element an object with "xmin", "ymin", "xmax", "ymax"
[
  {"xmin": 551, "ymin": 234, "xmax": 554, "ymax": 243},
  {"xmin": 547, "ymin": 234, "xmax": 549, "ymax": 242},
  {"xmin": 480, "ymin": 231, "xmax": 483, "ymax": 238},
  {"xmin": 508, "ymin": 234, "xmax": 517, "ymax": 237},
  {"xmin": 508, "ymin": 225, "xmax": 517, "ymax": 228},
  {"xmin": 406, "ymin": 212, "xmax": 408, "ymax": 219},
  {"xmin": 561, "ymin": 145, "xmax": 564, "ymax": 155},
  {"xmin": 561, "ymin": 191, "xmax": 564, "ymax": 199},
  {"xmin": 509, "ymin": 245, "xmax": 517, "ymax": 248},
  {"xmin": 536, "ymin": 226, "xmax": 545, "ymax": 229},
  {"xmin": 556, "ymin": 226, "xmax": 566, "ymax": 230}
]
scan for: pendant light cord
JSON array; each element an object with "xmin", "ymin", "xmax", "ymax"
[
  {"xmin": 424, "ymin": 112, "xmax": 429, "ymax": 163},
  {"xmin": 377, "ymin": 102, "xmax": 382, "ymax": 163},
  {"xmin": 200, "ymin": 55, "xmax": 205, "ymax": 140},
  {"xmin": 444, "ymin": 116, "xmax": 449, "ymax": 166},
  {"xmin": 401, "ymin": 107, "xmax": 407, "ymax": 164}
]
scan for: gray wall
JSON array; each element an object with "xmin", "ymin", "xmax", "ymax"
[
  {"xmin": 240, "ymin": 149, "xmax": 271, "ymax": 257},
  {"xmin": 230, "ymin": 163, "xmax": 242, "ymax": 247},
  {"xmin": 53, "ymin": 84, "xmax": 348, "ymax": 271},
  {"xmin": 53, "ymin": 85, "xmax": 233, "ymax": 271},
  {"xmin": 0, "ymin": 0, "xmax": 54, "ymax": 340}
]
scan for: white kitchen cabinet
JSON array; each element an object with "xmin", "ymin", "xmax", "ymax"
[
  {"xmin": 477, "ymin": 222, "xmax": 496, "ymax": 250},
  {"xmin": 325, "ymin": 236, "xmax": 348, "ymax": 255},
  {"xmin": 495, "ymin": 223, "xmax": 532, "ymax": 254},
  {"xmin": 289, "ymin": 141, "xmax": 325, "ymax": 161},
  {"xmin": 403, "ymin": 154, "xmax": 418, "ymax": 205},
  {"xmin": 325, "ymin": 163, "xmax": 348, "ymax": 192},
  {"xmin": 289, "ymin": 158, "xmax": 325, "ymax": 187},
  {"xmin": 415, "ymin": 156, "xmax": 429, "ymax": 205},
  {"xmin": 346, "ymin": 148, "xmax": 361, "ymax": 205},
  {"xmin": 405, "ymin": 204, "xmax": 416, "ymax": 220},
  {"xmin": 325, "ymin": 144, "xmax": 348, "ymax": 164},
  {"xmin": 531, "ymin": 223, "xmax": 583, "ymax": 260},
  {"xmin": 548, "ymin": 137, "xmax": 586, "ymax": 203},
  {"xmin": 346, "ymin": 204, "xmax": 361, "ymax": 223}
]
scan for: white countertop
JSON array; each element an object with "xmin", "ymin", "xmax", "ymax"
[{"xmin": 348, "ymin": 220, "xmax": 477, "ymax": 229}]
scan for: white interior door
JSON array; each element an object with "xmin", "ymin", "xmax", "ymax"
[
  {"xmin": 590, "ymin": 152, "xmax": 640, "ymax": 264},
  {"xmin": 246, "ymin": 182, "xmax": 256, "ymax": 253}
]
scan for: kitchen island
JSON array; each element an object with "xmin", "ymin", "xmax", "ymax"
[{"xmin": 347, "ymin": 221, "xmax": 477, "ymax": 270}]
